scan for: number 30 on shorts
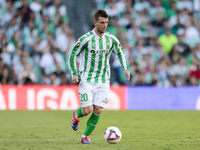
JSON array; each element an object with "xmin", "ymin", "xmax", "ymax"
[{"xmin": 79, "ymin": 93, "xmax": 88, "ymax": 102}]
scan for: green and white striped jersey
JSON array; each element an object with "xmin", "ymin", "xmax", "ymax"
[{"xmin": 69, "ymin": 29, "xmax": 129, "ymax": 83}]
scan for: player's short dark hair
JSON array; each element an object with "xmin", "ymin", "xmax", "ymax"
[{"xmin": 94, "ymin": 9, "xmax": 108, "ymax": 21}]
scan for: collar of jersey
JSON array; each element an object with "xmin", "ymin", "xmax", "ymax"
[{"xmin": 92, "ymin": 29, "xmax": 106, "ymax": 39}]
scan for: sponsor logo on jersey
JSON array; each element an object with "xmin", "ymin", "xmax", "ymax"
[
  {"xmin": 90, "ymin": 49, "xmax": 109, "ymax": 54},
  {"xmin": 76, "ymin": 41, "xmax": 81, "ymax": 46}
]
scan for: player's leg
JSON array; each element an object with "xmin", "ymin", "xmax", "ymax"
[
  {"xmin": 81, "ymin": 83, "xmax": 109, "ymax": 144},
  {"xmin": 71, "ymin": 105, "xmax": 93, "ymax": 131},
  {"xmin": 83, "ymin": 105, "xmax": 102, "ymax": 136},
  {"xmin": 75, "ymin": 105, "xmax": 93, "ymax": 121},
  {"xmin": 73, "ymin": 105, "xmax": 92, "ymax": 120},
  {"xmin": 80, "ymin": 105, "xmax": 102, "ymax": 144},
  {"xmin": 71, "ymin": 81, "xmax": 93, "ymax": 131}
]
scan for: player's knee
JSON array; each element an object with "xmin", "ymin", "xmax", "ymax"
[
  {"xmin": 84, "ymin": 110, "xmax": 92, "ymax": 115},
  {"xmin": 82, "ymin": 106, "xmax": 93, "ymax": 115},
  {"xmin": 93, "ymin": 107, "xmax": 102, "ymax": 115}
]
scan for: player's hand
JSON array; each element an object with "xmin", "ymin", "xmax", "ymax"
[
  {"xmin": 124, "ymin": 70, "xmax": 130, "ymax": 81},
  {"xmin": 72, "ymin": 76, "xmax": 79, "ymax": 83}
]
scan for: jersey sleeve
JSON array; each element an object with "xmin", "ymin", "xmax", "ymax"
[
  {"xmin": 111, "ymin": 37, "xmax": 130, "ymax": 71},
  {"xmin": 69, "ymin": 39, "xmax": 83, "ymax": 77}
]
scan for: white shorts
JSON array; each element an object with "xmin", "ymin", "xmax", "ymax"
[{"xmin": 79, "ymin": 81, "xmax": 110, "ymax": 109}]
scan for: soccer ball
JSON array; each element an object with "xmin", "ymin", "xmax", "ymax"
[{"xmin": 104, "ymin": 126, "xmax": 122, "ymax": 144}]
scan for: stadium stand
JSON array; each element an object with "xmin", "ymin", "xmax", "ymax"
[{"xmin": 0, "ymin": 0, "xmax": 200, "ymax": 87}]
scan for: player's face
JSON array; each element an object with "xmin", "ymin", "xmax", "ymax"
[{"xmin": 95, "ymin": 17, "xmax": 108, "ymax": 34}]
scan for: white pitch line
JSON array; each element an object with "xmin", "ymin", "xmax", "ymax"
[
  {"xmin": 98, "ymin": 139, "xmax": 200, "ymax": 141},
  {"xmin": 0, "ymin": 139, "xmax": 200, "ymax": 141},
  {"xmin": 0, "ymin": 139, "xmax": 56, "ymax": 141},
  {"xmin": 128, "ymin": 139, "xmax": 200, "ymax": 141}
]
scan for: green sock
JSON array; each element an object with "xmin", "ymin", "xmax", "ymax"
[
  {"xmin": 76, "ymin": 107, "xmax": 85, "ymax": 118},
  {"xmin": 83, "ymin": 112, "xmax": 101, "ymax": 136}
]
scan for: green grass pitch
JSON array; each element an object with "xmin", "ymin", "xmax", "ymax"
[{"xmin": 0, "ymin": 110, "xmax": 200, "ymax": 150}]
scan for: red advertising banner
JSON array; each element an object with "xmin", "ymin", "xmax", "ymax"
[{"xmin": 0, "ymin": 85, "xmax": 126, "ymax": 110}]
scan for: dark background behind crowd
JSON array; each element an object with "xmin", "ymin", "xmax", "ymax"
[{"xmin": 0, "ymin": 0, "xmax": 200, "ymax": 87}]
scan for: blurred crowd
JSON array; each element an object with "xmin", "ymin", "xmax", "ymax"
[
  {"xmin": 0, "ymin": 0, "xmax": 200, "ymax": 87},
  {"xmin": 93, "ymin": 0, "xmax": 200, "ymax": 87},
  {"xmin": 0, "ymin": 0, "xmax": 75, "ymax": 85}
]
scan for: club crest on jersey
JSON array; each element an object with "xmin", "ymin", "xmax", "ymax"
[
  {"xmin": 76, "ymin": 41, "xmax": 81, "ymax": 46},
  {"xmin": 90, "ymin": 49, "xmax": 109, "ymax": 54},
  {"xmin": 92, "ymin": 43, "xmax": 96, "ymax": 47}
]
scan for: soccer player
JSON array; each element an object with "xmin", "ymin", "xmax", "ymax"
[{"xmin": 69, "ymin": 9, "xmax": 130, "ymax": 144}]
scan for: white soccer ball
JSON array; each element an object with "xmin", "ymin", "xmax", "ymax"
[{"xmin": 104, "ymin": 126, "xmax": 122, "ymax": 144}]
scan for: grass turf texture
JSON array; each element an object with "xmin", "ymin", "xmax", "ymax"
[{"xmin": 0, "ymin": 111, "xmax": 200, "ymax": 150}]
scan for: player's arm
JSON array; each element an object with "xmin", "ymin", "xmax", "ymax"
[
  {"xmin": 69, "ymin": 40, "xmax": 83, "ymax": 83},
  {"xmin": 112, "ymin": 38, "xmax": 130, "ymax": 81}
]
